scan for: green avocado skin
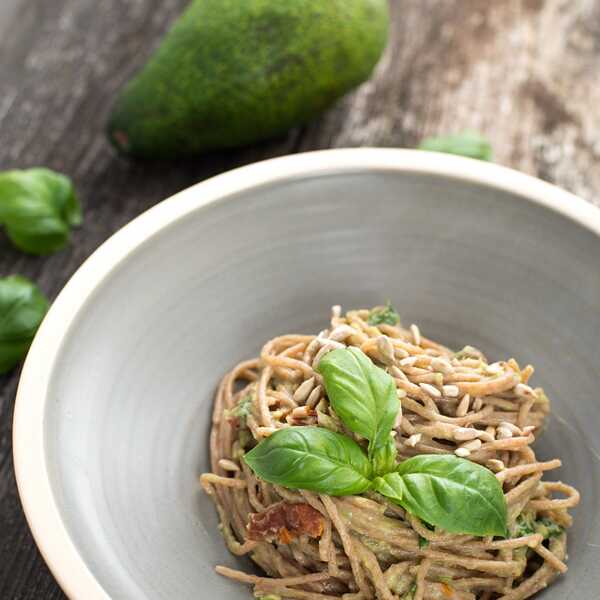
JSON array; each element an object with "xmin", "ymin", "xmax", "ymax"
[{"xmin": 107, "ymin": 0, "xmax": 389, "ymax": 158}]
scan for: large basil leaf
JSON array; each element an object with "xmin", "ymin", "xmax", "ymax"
[
  {"xmin": 244, "ymin": 426, "xmax": 372, "ymax": 496},
  {"xmin": 316, "ymin": 347, "xmax": 399, "ymax": 458},
  {"xmin": 0, "ymin": 168, "xmax": 82, "ymax": 255},
  {"xmin": 372, "ymin": 455, "xmax": 507, "ymax": 537},
  {"xmin": 0, "ymin": 275, "xmax": 49, "ymax": 374}
]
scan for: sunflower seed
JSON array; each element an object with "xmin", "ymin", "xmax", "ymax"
[
  {"xmin": 218, "ymin": 459, "xmax": 240, "ymax": 472},
  {"xmin": 419, "ymin": 383, "xmax": 442, "ymax": 398},
  {"xmin": 400, "ymin": 356, "xmax": 418, "ymax": 367},
  {"xmin": 331, "ymin": 305, "xmax": 342, "ymax": 319},
  {"xmin": 306, "ymin": 385, "xmax": 323, "ymax": 409},
  {"xmin": 432, "ymin": 358, "xmax": 454, "ymax": 374},
  {"xmin": 515, "ymin": 383, "xmax": 535, "ymax": 398},
  {"xmin": 499, "ymin": 421, "xmax": 522, "ymax": 435},
  {"xmin": 293, "ymin": 377, "xmax": 316, "ymax": 403},
  {"xmin": 456, "ymin": 394, "xmax": 471, "ymax": 416},
  {"xmin": 443, "ymin": 384, "xmax": 459, "ymax": 398},
  {"xmin": 461, "ymin": 439, "xmax": 482, "ymax": 452},
  {"xmin": 312, "ymin": 343, "xmax": 338, "ymax": 368},
  {"xmin": 454, "ymin": 427, "xmax": 480, "ymax": 441},
  {"xmin": 405, "ymin": 433, "xmax": 422, "ymax": 447},
  {"xmin": 487, "ymin": 459, "xmax": 505, "ymax": 472},
  {"xmin": 496, "ymin": 426, "xmax": 513, "ymax": 440},
  {"xmin": 256, "ymin": 427, "xmax": 277, "ymax": 438},
  {"xmin": 455, "ymin": 447, "xmax": 471, "ymax": 458},
  {"xmin": 292, "ymin": 406, "xmax": 316, "ymax": 419},
  {"xmin": 377, "ymin": 335, "xmax": 396, "ymax": 365},
  {"xmin": 329, "ymin": 325, "xmax": 355, "ymax": 342},
  {"xmin": 410, "ymin": 324, "xmax": 421, "ymax": 346},
  {"xmin": 477, "ymin": 430, "xmax": 495, "ymax": 442}
]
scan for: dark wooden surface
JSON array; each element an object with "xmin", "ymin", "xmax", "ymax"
[{"xmin": 1, "ymin": 1, "xmax": 600, "ymax": 597}]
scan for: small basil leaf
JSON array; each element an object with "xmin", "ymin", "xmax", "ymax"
[
  {"xmin": 0, "ymin": 168, "xmax": 82, "ymax": 255},
  {"xmin": 244, "ymin": 426, "xmax": 372, "ymax": 496},
  {"xmin": 0, "ymin": 275, "xmax": 49, "ymax": 374},
  {"xmin": 374, "ymin": 455, "xmax": 507, "ymax": 537},
  {"xmin": 316, "ymin": 347, "xmax": 399, "ymax": 458},
  {"xmin": 418, "ymin": 131, "xmax": 493, "ymax": 162},
  {"xmin": 371, "ymin": 437, "xmax": 398, "ymax": 476},
  {"xmin": 368, "ymin": 302, "xmax": 400, "ymax": 326}
]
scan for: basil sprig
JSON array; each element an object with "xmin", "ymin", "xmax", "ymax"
[
  {"xmin": 372, "ymin": 455, "xmax": 507, "ymax": 537},
  {"xmin": 243, "ymin": 347, "xmax": 508, "ymax": 537},
  {"xmin": 0, "ymin": 275, "xmax": 49, "ymax": 374},
  {"xmin": 244, "ymin": 427, "xmax": 372, "ymax": 496},
  {"xmin": 0, "ymin": 168, "xmax": 82, "ymax": 255}
]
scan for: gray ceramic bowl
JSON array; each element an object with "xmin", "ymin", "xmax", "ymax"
[{"xmin": 14, "ymin": 149, "xmax": 600, "ymax": 599}]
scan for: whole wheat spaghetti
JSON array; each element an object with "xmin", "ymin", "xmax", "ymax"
[{"xmin": 201, "ymin": 306, "xmax": 579, "ymax": 599}]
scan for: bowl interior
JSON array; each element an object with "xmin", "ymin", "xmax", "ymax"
[{"xmin": 43, "ymin": 165, "xmax": 600, "ymax": 599}]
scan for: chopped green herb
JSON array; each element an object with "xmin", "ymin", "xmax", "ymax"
[
  {"xmin": 536, "ymin": 517, "xmax": 564, "ymax": 539},
  {"xmin": 401, "ymin": 582, "xmax": 418, "ymax": 600},
  {"xmin": 418, "ymin": 130, "xmax": 493, "ymax": 162},
  {"xmin": 515, "ymin": 513, "xmax": 563, "ymax": 540},
  {"xmin": 224, "ymin": 392, "xmax": 254, "ymax": 426},
  {"xmin": 368, "ymin": 302, "xmax": 400, "ymax": 326},
  {"xmin": 236, "ymin": 429, "xmax": 253, "ymax": 451},
  {"xmin": 418, "ymin": 536, "xmax": 429, "ymax": 549},
  {"xmin": 514, "ymin": 513, "xmax": 536, "ymax": 537}
]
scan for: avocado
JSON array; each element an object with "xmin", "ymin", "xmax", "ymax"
[{"xmin": 107, "ymin": 0, "xmax": 389, "ymax": 158}]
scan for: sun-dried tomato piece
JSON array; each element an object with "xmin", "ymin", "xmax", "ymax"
[
  {"xmin": 285, "ymin": 503, "xmax": 324, "ymax": 539},
  {"xmin": 247, "ymin": 502, "xmax": 324, "ymax": 544}
]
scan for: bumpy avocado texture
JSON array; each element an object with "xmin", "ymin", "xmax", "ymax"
[{"xmin": 107, "ymin": 0, "xmax": 389, "ymax": 158}]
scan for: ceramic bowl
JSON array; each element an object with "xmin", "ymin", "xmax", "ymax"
[{"xmin": 13, "ymin": 149, "xmax": 600, "ymax": 599}]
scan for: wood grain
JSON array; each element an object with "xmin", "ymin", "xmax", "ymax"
[{"xmin": 1, "ymin": 0, "xmax": 599, "ymax": 597}]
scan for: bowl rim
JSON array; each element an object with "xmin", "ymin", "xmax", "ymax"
[{"xmin": 13, "ymin": 148, "xmax": 600, "ymax": 600}]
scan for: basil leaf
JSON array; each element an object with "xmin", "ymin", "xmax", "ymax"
[
  {"xmin": 244, "ymin": 426, "xmax": 372, "ymax": 496},
  {"xmin": 418, "ymin": 131, "xmax": 493, "ymax": 162},
  {"xmin": 316, "ymin": 347, "xmax": 399, "ymax": 458},
  {"xmin": 368, "ymin": 302, "xmax": 400, "ymax": 326},
  {"xmin": 371, "ymin": 437, "xmax": 398, "ymax": 476},
  {"xmin": 0, "ymin": 275, "xmax": 49, "ymax": 374},
  {"xmin": 373, "ymin": 455, "xmax": 507, "ymax": 537},
  {"xmin": 0, "ymin": 168, "xmax": 82, "ymax": 255}
]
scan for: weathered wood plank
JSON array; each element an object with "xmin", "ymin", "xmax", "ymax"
[{"xmin": 1, "ymin": 0, "xmax": 599, "ymax": 596}]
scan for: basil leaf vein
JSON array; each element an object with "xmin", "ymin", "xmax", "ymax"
[
  {"xmin": 316, "ymin": 347, "xmax": 398, "ymax": 458},
  {"xmin": 244, "ymin": 426, "xmax": 372, "ymax": 496},
  {"xmin": 373, "ymin": 455, "xmax": 507, "ymax": 537}
]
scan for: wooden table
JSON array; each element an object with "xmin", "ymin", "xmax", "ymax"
[{"xmin": 1, "ymin": 1, "xmax": 599, "ymax": 597}]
